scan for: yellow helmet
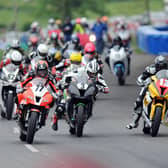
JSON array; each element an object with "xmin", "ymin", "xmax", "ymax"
[
  {"xmin": 70, "ymin": 52, "xmax": 82, "ymax": 64},
  {"xmin": 54, "ymin": 51, "xmax": 62, "ymax": 61}
]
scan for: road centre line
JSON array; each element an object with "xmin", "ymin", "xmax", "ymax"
[
  {"xmin": 25, "ymin": 144, "xmax": 39, "ymax": 153},
  {"xmin": 13, "ymin": 127, "xmax": 20, "ymax": 134}
]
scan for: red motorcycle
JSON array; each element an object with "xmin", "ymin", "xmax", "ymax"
[{"xmin": 17, "ymin": 78, "xmax": 54, "ymax": 144}]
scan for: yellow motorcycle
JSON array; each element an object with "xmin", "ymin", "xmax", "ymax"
[{"xmin": 142, "ymin": 70, "xmax": 168, "ymax": 137}]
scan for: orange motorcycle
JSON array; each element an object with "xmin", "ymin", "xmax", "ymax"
[{"xmin": 17, "ymin": 78, "xmax": 54, "ymax": 144}]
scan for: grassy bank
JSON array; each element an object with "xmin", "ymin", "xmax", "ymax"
[{"xmin": 0, "ymin": 0, "xmax": 164, "ymax": 31}]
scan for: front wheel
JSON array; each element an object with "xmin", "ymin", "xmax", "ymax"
[
  {"xmin": 118, "ymin": 77, "xmax": 125, "ymax": 86},
  {"xmin": 76, "ymin": 105, "xmax": 84, "ymax": 137},
  {"xmin": 26, "ymin": 112, "xmax": 39, "ymax": 144},
  {"xmin": 116, "ymin": 67, "xmax": 125, "ymax": 86},
  {"xmin": 151, "ymin": 106, "xmax": 162, "ymax": 137},
  {"xmin": 6, "ymin": 93, "xmax": 14, "ymax": 120},
  {"xmin": 19, "ymin": 131, "xmax": 26, "ymax": 141}
]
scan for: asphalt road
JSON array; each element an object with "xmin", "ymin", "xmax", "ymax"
[{"xmin": 0, "ymin": 53, "xmax": 168, "ymax": 168}]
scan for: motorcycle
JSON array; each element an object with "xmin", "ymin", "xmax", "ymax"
[
  {"xmin": 0, "ymin": 64, "xmax": 21, "ymax": 120},
  {"xmin": 142, "ymin": 70, "xmax": 168, "ymax": 137},
  {"xmin": 18, "ymin": 78, "xmax": 54, "ymax": 144},
  {"xmin": 108, "ymin": 45, "xmax": 129, "ymax": 85},
  {"xmin": 64, "ymin": 71, "xmax": 96, "ymax": 137}
]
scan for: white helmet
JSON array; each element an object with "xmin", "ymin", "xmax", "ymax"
[
  {"xmin": 11, "ymin": 39, "xmax": 20, "ymax": 48},
  {"xmin": 11, "ymin": 51, "xmax": 22, "ymax": 65},
  {"xmin": 37, "ymin": 44, "xmax": 48, "ymax": 58},
  {"xmin": 86, "ymin": 59, "xmax": 100, "ymax": 78},
  {"xmin": 81, "ymin": 17, "xmax": 87, "ymax": 24},
  {"xmin": 49, "ymin": 18, "xmax": 55, "ymax": 25},
  {"xmin": 31, "ymin": 21, "xmax": 39, "ymax": 29}
]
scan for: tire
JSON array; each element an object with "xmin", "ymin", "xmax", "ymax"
[
  {"xmin": 6, "ymin": 93, "xmax": 14, "ymax": 120},
  {"xmin": 69, "ymin": 126, "xmax": 76, "ymax": 135},
  {"xmin": 118, "ymin": 77, "xmax": 125, "ymax": 86},
  {"xmin": 26, "ymin": 112, "xmax": 39, "ymax": 144},
  {"xmin": 151, "ymin": 106, "xmax": 162, "ymax": 137},
  {"xmin": 19, "ymin": 131, "xmax": 26, "ymax": 142},
  {"xmin": 142, "ymin": 121, "xmax": 150, "ymax": 134},
  {"xmin": 76, "ymin": 105, "xmax": 84, "ymax": 137},
  {"xmin": 116, "ymin": 67, "xmax": 125, "ymax": 86}
]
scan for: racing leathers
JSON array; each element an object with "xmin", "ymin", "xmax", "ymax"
[
  {"xmin": 82, "ymin": 54, "xmax": 104, "ymax": 74},
  {"xmin": 126, "ymin": 64, "xmax": 160, "ymax": 129}
]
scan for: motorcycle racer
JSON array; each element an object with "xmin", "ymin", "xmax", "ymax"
[
  {"xmin": 105, "ymin": 36, "xmax": 131, "ymax": 75},
  {"xmin": 126, "ymin": 55, "xmax": 168, "ymax": 129},
  {"xmin": 82, "ymin": 42, "xmax": 103, "ymax": 74},
  {"xmin": 61, "ymin": 35, "xmax": 83, "ymax": 57},
  {"xmin": 86, "ymin": 59, "xmax": 109, "ymax": 94},
  {"xmin": 46, "ymin": 32, "xmax": 64, "ymax": 49},
  {"xmin": 51, "ymin": 52, "xmax": 83, "ymax": 131},
  {"xmin": 0, "ymin": 50, "xmax": 26, "ymax": 75},
  {"xmin": 16, "ymin": 60, "xmax": 60, "ymax": 120}
]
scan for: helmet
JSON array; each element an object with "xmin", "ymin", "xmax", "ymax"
[
  {"xmin": 48, "ymin": 18, "xmax": 55, "ymax": 25},
  {"xmin": 86, "ymin": 59, "xmax": 100, "ymax": 78},
  {"xmin": 50, "ymin": 32, "xmax": 58, "ymax": 41},
  {"xmin": 81, "ymin": 17, "xmax": 87, "ymax": 24},
  {"xmin": 84, "ymin": 42, "xmax": 96, "ymax": 59},
  {"xmin": 113, "ymin": 36, "xmax": 122, "ymax": 46},
  {"xmin": 31, "ymin": 21, "xmax": 39, "ymax": 29},
  {"xmin": 54, "ymin": 51, "xmax": 62, "ymax": 61},
  {"xmin": 37, "ymin": 44, "xmax": 48, "ymax": 58},
  {"xmin": 70, "ymin": 52, "xmax": 82, "ymax": 64},
  {"xmin": 155, "ymin": 55, "xmax": 168, "ymax": 71},
  {"xmin": 76, "ymin": 18, "xmax": 81, "ymax": 24},
  {"xmin": 11, "ymin": 39, "xmax": 20, "ymax": 48},
  {"xmin": 30, "ymin": 21, "xmax": 39, "ymax": 32},
  {"xmin": 71, "ymin": 35, "xmax": 80, "ymax": 45},
  {"xmin": 35, "ymin": 60, "xmax": 48, "ymax": 78},
  {"xmin": 102, "ymin": 16, "xmax": 109, "ymax": 22},
  {"xmin": 11, "ymin": 50, "xmax": 22, "ymax": 65}
]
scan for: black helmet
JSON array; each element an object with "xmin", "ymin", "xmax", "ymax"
[
  {"xmin": 113, "ymin": 36, "xmax": 122, "ymax": 46},
  {"xmin": 35, "ymin": 60, "xmax": 48, "ymax": 78},
  {"xmin": 71, "ymin": 35, "xmax": 80, "ymax": 45},
  {"xmin": 155, "ymin": 55, "xmax": 168, "ymax": 71}
]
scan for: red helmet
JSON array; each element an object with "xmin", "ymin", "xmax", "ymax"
[
  {"xmin": 84, "ymin": 42, "xmax": 96, "ymax": 59},
  {"xmin": 76, "ymin": 18, "xmax": 81, "ymax": 24}
]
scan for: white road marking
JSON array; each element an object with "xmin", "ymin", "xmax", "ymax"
[
  {"xmin": 13, "ymin": 127, "xmax": 20, "ymax": 134},
  {"xmin": 25, "ymin": 144, "xmax": 39, "ymax": 153}
]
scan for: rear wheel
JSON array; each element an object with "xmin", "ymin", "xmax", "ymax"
[
  {"xmin": 76, "ymin": 105, "xmax": 84, "ymax": 137},
  {"xmin": 6, "ymin": 93, "xmax": 14, "ymax": 120},
  {"xmin": 26, "ymin": 112, "xmax": 39, "ymax": 144},
  {"xmin": 151, "ymin": 106, "xmax": 162, "ymax": 137}
]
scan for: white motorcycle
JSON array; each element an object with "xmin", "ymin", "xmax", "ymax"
[
  {"xmin": 109, "ymin": 45, "xmax": 129, "ymax": 85},
  {"xmin": 0, "ymin": 64, "xmax": 21, "ymax": 120}
]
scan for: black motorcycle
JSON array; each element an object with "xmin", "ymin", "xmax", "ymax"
[{"xmin": 65, "ymin": 72, "xmax": 96, "ymax": 137}]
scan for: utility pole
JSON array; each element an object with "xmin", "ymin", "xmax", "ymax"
[{"xmin": 145, "ymin": 0, "xmax": 151, "ymax": 24}]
